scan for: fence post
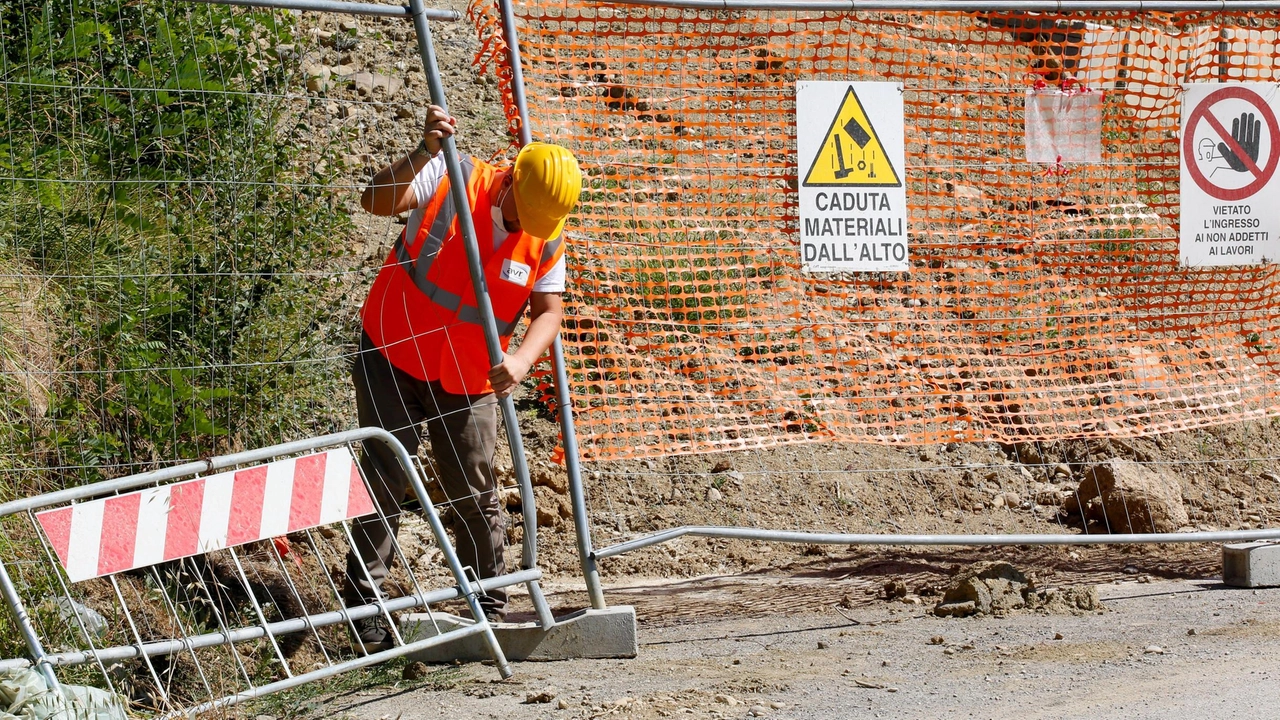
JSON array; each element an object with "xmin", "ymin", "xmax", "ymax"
[
  {"xmin": 406, "ymin": 0, "xmax": 555, "ymax": 630},
  {"xmin": 0, "ymin": 558, "xmax": 61, "ymax": 691},
  {"xmin": 496, "ymin": 0, "xmax": 607, "ymax": 611}
]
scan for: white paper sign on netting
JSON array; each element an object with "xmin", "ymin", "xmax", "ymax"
[{"xmin": 1024, "ymin": 89, "xmax": 1103, "ymax": 165}]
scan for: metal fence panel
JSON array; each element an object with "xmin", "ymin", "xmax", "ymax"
[{"xmin": 0, "ymin": 430, "xmax": 513, "ymax": 716}]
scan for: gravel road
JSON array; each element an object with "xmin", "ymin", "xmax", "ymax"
[{"xmin": 318, "ymin": 577, "xmax": 1280, "ymax": 719}]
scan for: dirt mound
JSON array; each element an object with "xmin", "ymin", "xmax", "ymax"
[
  {"xmin": 933, "ymin": 561, "xmax": 1103, "ymax": 618},
  {"xmin": 934, "ymin": 561, "xmax": 1034, "ymax": 617}
]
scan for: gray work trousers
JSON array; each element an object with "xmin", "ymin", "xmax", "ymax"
[{"xmin": 344, "ymin": 331, "xmax": 507, "ymax": 616}]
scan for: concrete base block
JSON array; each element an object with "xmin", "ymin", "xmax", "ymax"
[
  {"xmin": 1223, "ymin": 542, "xmax": 1280, "ymax": 588},
  {"xmin": 401, "ymin": 606, "xmax": 638, "ymax": 663}
]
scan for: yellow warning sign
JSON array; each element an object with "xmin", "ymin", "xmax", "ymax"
[{"xmin": 802, "ymin": 86, "xmax": 902, "ymax": 188}]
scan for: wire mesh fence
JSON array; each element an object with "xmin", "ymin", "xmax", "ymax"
[
  {"xmin": 0, "ymin": 0, "xmax": 362, "ymax": 484},
  {"xmin": 466, "ymin": 0, "xmax": 1280, "ymax": 566},
  {"xmin": 0, "ymin": 0, "xmax": 560, "ymax": 709}
]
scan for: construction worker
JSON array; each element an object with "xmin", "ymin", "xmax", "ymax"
[{"xmin": 345, "ymin": 104, "xmax": 581, "ymax": 652}]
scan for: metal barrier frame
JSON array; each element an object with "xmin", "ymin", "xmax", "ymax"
[
  {"xmin": 403, "ymin": 0, "xmax": 557, "ymax": 631},
  {"xmin": 495, "ymin": 0, "xmax": 609, "ymax": 611},
  {"xmin": 0, "ymin": 428, "xmax": 518, "ymax": 713},
  {"xmin": 491, "ymin": 0, "xmax": 1280, "ymax": 587}
]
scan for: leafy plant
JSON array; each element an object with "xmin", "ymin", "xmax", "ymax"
[{"xmin": 1, "ymin": 0, "xmax": 354, "ymax": 486}]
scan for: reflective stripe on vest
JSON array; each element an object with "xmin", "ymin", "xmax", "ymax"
[
  {"xmin": 392, "ymin": 158, "xmax": 473, "ymax": 290},
  {"xmin": 387, "ymin": 160, "xmax": 524, "ymax": 334},
  {"xmin": 540, "ymin": 234, "xmax": 563, "ymax": 265}
]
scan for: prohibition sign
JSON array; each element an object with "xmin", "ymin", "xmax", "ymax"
[{"xmin": 1183, "ymin": 86, "xmax": 1280, "ymax": 202}]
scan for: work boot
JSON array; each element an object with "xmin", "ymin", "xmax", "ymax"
[
  {"xmin": 479, "ymin": 595, "xmax": 506, "ymax": 624},
  {"xmin": 351, "ymin": 614, "xmax": 394, "ymax": 654}
]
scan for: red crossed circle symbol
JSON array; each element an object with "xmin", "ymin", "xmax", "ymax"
[{"xmin": 1183, "ymin": 86, "xmax": 1280, "ymax": 202}]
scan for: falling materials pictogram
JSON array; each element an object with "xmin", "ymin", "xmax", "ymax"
[{"xmin": 803, "ymin": 86, "xmax": 902, "ymax": 188}]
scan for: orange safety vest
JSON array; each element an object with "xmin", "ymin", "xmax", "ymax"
[{"xmin": 361, "ymin": 157, "xmax": 565, "ymax": 394}]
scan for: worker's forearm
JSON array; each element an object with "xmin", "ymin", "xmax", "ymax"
[
  {"xmin": 512, "ymin": 310, "xmax": 563, "ymax": 367},
  {"xmin": 361, "ymin": 149, "xmax": 433, "ymax": 215}
]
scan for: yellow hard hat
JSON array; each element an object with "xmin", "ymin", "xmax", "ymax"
[{"xmin": 512, "ymin": 142, "xmax": 582, "ymax": 241}]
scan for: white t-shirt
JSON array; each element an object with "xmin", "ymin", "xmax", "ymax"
[{"xmin": 407, "ymin": 154, "xmax": 566, "ymax": 293}]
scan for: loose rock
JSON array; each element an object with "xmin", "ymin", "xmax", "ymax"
[
  {"xmin": 523, "ymin": 688, "xmax": 558, "ymax": 704},
  {"xmin": 934, "ymin": 561, "xmax": 1030, "ymax": 617},
  {"xmin": 533, "ymin": 485, "xmax": 572, "ymax": 527},
  {"xmin": 303, "ymin": 63, "xmax": 333, "ymax": 93},
  {"xmin": 499, "ymin": 486, "xmax": 521, "ymax": 508},
  {"xmin": 352, "ymin": 71, "xmax": 376, "ymax": 96},
  {"xmin": 1077, "ymin": 459, "xmax": 1189, "ymax": 533},
  {"xmin": 883, "ymin": 579, "xmax": 908, "ymax": 601},
  {"xmin": 532, "ymin": 464, "xmax": 569, "ymax": 494},
  {"xmin": 1027, "ymin": 585, "xmax": 1104, "ymax": 615}
]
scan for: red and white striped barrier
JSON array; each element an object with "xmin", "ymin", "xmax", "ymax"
[{"xmin": 37, "ymin": 448, "xmax": 376, "ymax": 582}]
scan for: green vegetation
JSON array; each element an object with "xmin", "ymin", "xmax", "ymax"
[{"xmin": 0, "ymin": 0, "xmax": 354, "ymax": 489}]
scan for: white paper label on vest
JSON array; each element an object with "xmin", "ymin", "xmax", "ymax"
[{"xmin": 500, "ymin": 259, "xmax": 531, "ymax": 285}]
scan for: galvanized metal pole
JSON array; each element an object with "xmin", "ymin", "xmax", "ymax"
[
  {"xmin": 406, "ymin": 0, "xmax": 555, "ymax": 631},
  {"xmin": 495, "ymin": 0, "xmax": 607, "ymax": 611},
  {"xmin": 552, "ymin": 338, "xmax": 606, "ymax": 609},
  {"xmin": 0, "ymin": 559, "xmax": 60, "ymax": 691},
  {"xmin": 497, "ymin": 0, "xmax": 533, "ymax": 149},
  {"xmin": 594, "ymin": 525, "xmax": 1280, "ymax": 559},
  {"xmin": 183, "ymin": 0, "xmax": 460, "ymax": 19}
]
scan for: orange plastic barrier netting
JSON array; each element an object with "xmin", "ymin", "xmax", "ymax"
[{"xmin": 468, "ymin": 3, "xmax": 1280, "ymax": 461}]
